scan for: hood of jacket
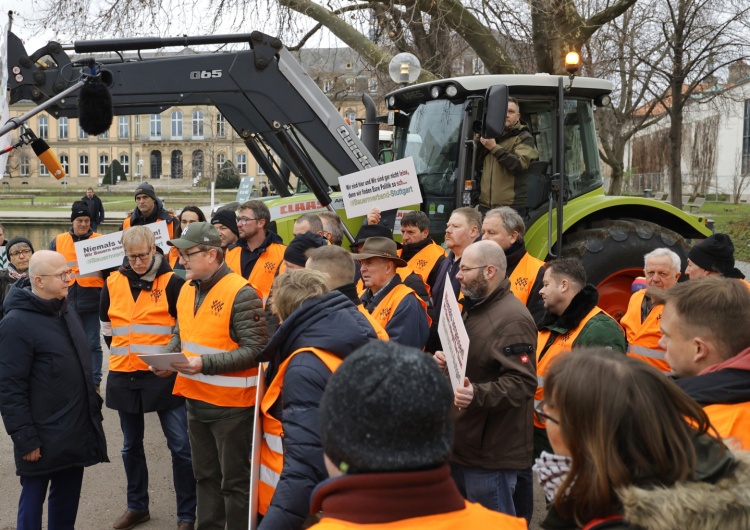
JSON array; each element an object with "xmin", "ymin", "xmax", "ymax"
[
  {"xmin": 260, "ymin": 290, "xmax": 375, "ymax": 372},
  {"xmin": 3, "ymin": 278, "xmax": 67, "ymax": 317},
  {"xmin": 539, "ymin": 284, "xmax": 599, "ymax": 332}
]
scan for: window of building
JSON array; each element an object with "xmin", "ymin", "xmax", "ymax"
[
  {"xmin": 150, "ymin": 114, "xmax": 162, "ymax": 139},
  {"xmin": 60, "ymin": 155, "xmax": 69, "ymax": 175},
  {"xmin": 119, "ymin": 117, "xmax": 129, "ymax": 139},
  {"xmin": 58, "ymin": 117, "xmax": 69, "ymax": 140},
  {"xmin": 323, "ymin": 79, "xmax": 333, "ymax": 93},
  {"xmin": 237, "ymin": 153, "xmax": 247, "ymax": 174},
  {"xmin": 216, "ymin": 114, "xmax": 226, "ymax": 138},
  {"xmin": 472, "ymin": 57, "xmax": 484, "ymax": 75},
  {"xmin": 345, "ymin": 62, "xmax": 353, "ymax": 70},
  {"xmin": 345, "ymin": 110, "xmax": 357, "ymax": 124},
  {"xmin": 346, "ymin": 78, "xmax": 355, "ymax": 93},
  {"xmin": 120, "ymin": 154, "xmax": 129, "ymax": 175},
  {"xmin": 368, "ymin": 78, "xmax": 377, "ymax": 93},
  {"xmin": 743, "ymin": 99, "xmax": 750, "ymax": 175},
  {"xmin": 171, "ymin": 111, "xmax": 183, "ymax": 139},
  {"xmin": 99, "ymin": 154, "xmax": 109, "ymax": 176},
  {"xmin": 39, "ymin": 161, "xmax": 49, "ymax": 176},
  {"xmin": 171, "ymin": 150, "xmax": 183, "ymax": 179},
  {"xmin": 150, "ymin": 150, "xmax": 162, "ymax": 179},
  {"xmin": 192, "ymin": 110, "xmax": 204, "ymax": 139},
  {"xmin": 98, "ymin": 130, "xmax": 109, "ymax": 140},
  {"xmin": 20, "ymin": 156, "xmax": 30, "ymax": 176},
  {"xmin": 79, "ymin": 126, "xmax": 88, "ymax": 140},
  {"xmin": 38, "ymin": 116, "xmax": 49, "ymax": 140},
  {"xmin": 135, "ymin": 116, "xmax": 140, "ymax": 138},
  {"xmin": 217, "ymin": 152, "xmax": 226, "ymax": 171},
  {"xmin": 192, "ymin": 150, "xmax": 204, "ymax": 181},
  {"xmin": 79, "ymin": 154, "xmax": 89, "ymax": 175}
]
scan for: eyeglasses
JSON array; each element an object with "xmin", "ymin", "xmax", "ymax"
[
  {"xmin": 178, "ymin": 249, "xmax": 207, "ymax": 262},
  {"xmin": 40, "ymin": 269, "xmax": 74, "ymax": 282},
  {"xmin": 9, "ymin": 248, "xmax": 32, "ymax": 258},
  {"xmin": 458, "ymin": 265, "xmax": 488, "ymax": 274},
  {"xmin": 126, "ymin": 252, "xmax": 152, "ymax": 263},
  {"xmin": 237, "ymin": 217, "xmax": 258, "ymax": 225},
  {"xmin": 535, "ymin": 401, "xmax": 559, "ymax": 426}
]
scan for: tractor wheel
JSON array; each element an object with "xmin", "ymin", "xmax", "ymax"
[{"xmin": 561, "ymin": 219, "xmax": 689, "ymax": 320}]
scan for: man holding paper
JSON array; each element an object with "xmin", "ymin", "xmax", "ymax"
[
  {"xmin": 434, "ymin": 241, "xmax": 536, "ymax": 520},
  {"xmin": 99, "ymin": 226, "xmax": 195, "ymax": 530}
]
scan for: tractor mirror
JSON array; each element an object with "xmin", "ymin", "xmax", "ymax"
[{"xmin": 481, "ymin": 85, "xmax": 508, "ymax": 139}]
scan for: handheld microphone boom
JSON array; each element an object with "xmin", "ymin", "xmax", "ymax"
[
  {"xmin": 31, "ymin": 138, "xmax": 67, "ymax": 180},
  {"xmin": 78, "ymin": 62, "xmax": 114, "ymax": 136}
]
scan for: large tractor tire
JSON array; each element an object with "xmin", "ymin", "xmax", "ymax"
[{"xmin": 560, "ymin": 219, "xmax": 689, "ymax": 320}]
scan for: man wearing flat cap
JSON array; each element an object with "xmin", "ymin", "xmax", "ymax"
[
  {"xmin": 157, "ymin": 222, "xmax": 268, "ymax": 530},
  {"xmin": 353, "ymin": 237, "xmax": 429, "ymax": 349},
  {"xmin": 685, "ymin": 233, "xmax": 750, "ymax": 289}
]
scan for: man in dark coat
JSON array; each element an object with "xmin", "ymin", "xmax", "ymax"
[
  {"xmin": 0, "ymin": 250, "xmax": 108, "ymax": 529},
  {"xmin": 82, "ymin": 187, "xmax": 105, "ymax": 231},
  {"xmin": 120, "ymin": 182, "xmax": 180, "ymax": 239}
]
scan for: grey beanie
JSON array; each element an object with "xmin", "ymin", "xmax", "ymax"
[{"xmin": 319, "ymin": 341, "xmax": 454, "ymax": 473}]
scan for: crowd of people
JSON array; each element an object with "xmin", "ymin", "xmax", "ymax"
[{"xmin": 0, "ymin": 181, "xmax": 748, "ymax": 530}]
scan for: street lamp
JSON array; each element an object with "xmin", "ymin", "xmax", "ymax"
[
  {"xmin": 388, "ymin": 53, "xmax": 421, "ymax": 87},
  {"xmin": 138, "ymin": 159, "xmax": 143, "ymax": 183}
]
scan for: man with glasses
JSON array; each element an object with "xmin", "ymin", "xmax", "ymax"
[
  {"xmin": 49, "ymin": 201, "xmax": 107, "ymax": 392},
  {"xmin": 159, "ymin": 222, "xmax": 268, "ymax": 530},
  {"xmin": 0, "ymin": 250, "xmax": 108, "ymax": 529},
  {"xmin": 434, "ymin": 240, "xmax": 536, "ymax": 520},
  {"xmin": 225, "ymin": 200, "xmax": 286, "ymax": 305},
  {"xmin": 100, "ymin": 226, "xmax": 195, "ymax": 530}
]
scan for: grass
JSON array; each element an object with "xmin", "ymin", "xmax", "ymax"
[
  {"xmin": 0, "ymin": 190, "xmax": 240, "ymax": 211},
  {"xmin": 693, "ymin": 202, "xmax": 750, "ymax": 261}
]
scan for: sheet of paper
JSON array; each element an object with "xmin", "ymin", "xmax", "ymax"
[
  {"xmin": 438, "ymin": 272, "xmax": 470, "ymax": 392},
  {"xmin": 248, "ymin": 363, "xmax": 267, "ymax": 530},
  {"xmin": 136, "ymin": 352, "xmax": 189, "ymax": 371},
  {"xmin": 338, "ymin": 157, "xmax": 422, "ymax": 218}
]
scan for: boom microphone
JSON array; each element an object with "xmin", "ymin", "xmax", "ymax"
[
  {"xmin": 31, "ymin": 137, "xmax": 67, "ymax": 180},
  {"xmin": 78, "ymin": 63, "xmax": 114, "ymax": 136}
]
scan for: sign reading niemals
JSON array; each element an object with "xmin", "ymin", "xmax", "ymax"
[
  {"xmin": 75, "ymin": 221, "xmax": 170, "ymax": 275},
  {"xmin": 338, "ymin": 157, "xmax": 422, "ymax": 218},
  {"xmin": 438, "ymin": 272, "xmax": 470, "ymax": 392}
]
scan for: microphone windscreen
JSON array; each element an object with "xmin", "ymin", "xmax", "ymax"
[{"xmin": 79, "ymin": 81, "xmax": 114, "ymax": 136}]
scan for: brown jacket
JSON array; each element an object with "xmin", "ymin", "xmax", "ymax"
[{"xmin": 450, "ymin": 279, "xmax": 537, "ymax": 470}]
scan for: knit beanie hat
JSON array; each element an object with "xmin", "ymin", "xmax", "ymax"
[
  {"xmin": 320, "ymin": 341, "xmax": 454, "ymax": 473},
  {"xmin": 283, "ymin": 231, "xmax": 328, "ymax": 268},
  {"xmin": 5, "ymin": 237, "xmax": 34, "ymax": 261},
  {"xmin": 134, "ymin": 182, "xmax": 157, "ymax": 202},
  {"xmin": 71, "ymin": 200, "xmax": 90, "ymax": 221},
  {"xmin": 352, "ymin": 223, "xmax": 393, "ymax": 247},
  {"xmin": 688, "ymin": 233, "xmax": 736, "ymax": 276},
  {"xmin": 211, "ymin": 210, "xmax": 239, "ymax": 237}
]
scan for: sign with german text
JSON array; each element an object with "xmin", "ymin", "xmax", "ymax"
[
  {"xmin": 438, "ymin": 272, "xmax": 470, "ymax": 392},
  {"xmin": 75, "ymin": 221, "xmax": 170, "ymax": 275},
  {"xmin": 338, "ymin": 157, "xmax": 422, "ymax": 218}
]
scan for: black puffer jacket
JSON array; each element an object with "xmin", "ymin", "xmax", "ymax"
[
  {"xmin": 0, "ymin": 280, "xmax": 108, "ymax": 476},
  {"xmin": 257, "ymin": 291, "xmax": 377, "ymax": 530}
]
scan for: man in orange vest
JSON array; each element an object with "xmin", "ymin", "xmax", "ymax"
[
  {"xmin": 224, "ymin": 200, "xmax": 286, "ymax": 304},
  {"xmin": 536, "ymin": 258, "xmax": 626, "ymax": 455},
  {"xmin": 353, "ymin": 237, "xmax": 429, "ymax": 349},
  {"xmin": 49, "ymin": 201, "xmax": 107, "ymax": 391},
  {"xmin": 653, "ymin": 276, "xmax": 750, "ymax": 450},
  {"xmin": 256, "ymin": 269, "xmax": 375, "ymax": 529},
  {"xmin": 311, "ymin": 341, "xmax": 527, "ymax": 529},
  {"xmin": 120, "ymin": 182, "xmax": 180, "ymax": 239},
  {"xmin": 100, "ymin": 226, "xmax": 195, "ymax": 530},
  {"xmin": 481, "ymin": 207, "xmax": 545, "ymax": 324},
  {"xmin": 621, "ymin": 248, "xmax": 682, "ymax": 373},
  {"xmin": 158, "ymin": 222, "xmax": 268, "ymax": 530},
  {"xmin": 685, "ymin": 233, "xmax": 750, "ymax": 289}
]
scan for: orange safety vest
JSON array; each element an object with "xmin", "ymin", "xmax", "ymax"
[
  {"xmin": 54, "ymin": 232, "xmax": 105, "ymax": 288},
  {"xmin": 107, "ymin": 271, "xmax": 175, "ymax": 372},
  {"xmin": 356, "ymin": 266, "xmax": 427, "ymax": 298},
  {"xmin": 309, "ymin": 501, "xmax": 528, "ymax": 529},
  {"xmin": 703, "ymin": 402, "xmax": 750, "ymax": 450},
  {"xmin": 741, "ymin": 279, "xmax": 750, "ymax": 291},
  {"xmin": 172, "ymin": 273, "xmax": 258, "ymax": 407},
  {"xmin": 535, "ymin": 307, "xmax": 603, "ymax": 428},
  {"xmin": 122, "ymin": 215, "xmax": 178, "ymax": 239},
  {"xmin": 509, "ymin": 253, "xmax": 545, "ymax": 306},
  {"xmin": 369, "ymin": 283, "xmax": 431, "ymax": 330},
  {"xmin": 225, "ymin": 242, "xmax": 286, "ymax": 304},
  {"xmin": 258, "ymin": 347, "xmax": 343, "ymax": 516},
  {"xmin": 399, "ymin": 242, "xmax": 446, "ymax": 294},
  {"xmin": 620, "ymin": 290, "xmax": 670, "ymax": 373},
  {"xmin": 357, "ymin": 305, "xmax": 389, "ymax": 340},
  {"xmin": 168, "ymin": 246, "xmax": 181, "ymax": 269}
]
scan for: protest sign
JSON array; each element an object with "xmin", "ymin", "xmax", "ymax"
[
  {"xmin": 248, "ymin": 363, "xmax": 267, "ymax": 530},
  {"xmin": 438, "ymin": 272, "xmax": 470, "ymax": 392},
  {"xmin": 338, "ymin": 157, "xmax": 422, "ymax": 218},
  {"xmin": 75, "ymin": 221, "xmax": 170, "ymax": 275}
]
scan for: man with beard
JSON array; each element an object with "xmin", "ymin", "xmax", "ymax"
[{"xmin": 121, "ymin": 183, "xmax": 180, "ymax": 239}]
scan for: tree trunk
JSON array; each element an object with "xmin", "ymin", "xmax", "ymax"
[{"xmin": 668, "ymin": 102, "xmax": 684, "ymax": 209}]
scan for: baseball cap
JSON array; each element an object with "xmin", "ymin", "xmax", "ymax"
[{"xmin": 167, "ymin": 221, "xmax": 222, "ymax": 249}]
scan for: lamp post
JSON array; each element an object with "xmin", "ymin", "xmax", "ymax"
[{"xmin": 138, "ymin": 159, "xmax": 143, "ymax": 183}]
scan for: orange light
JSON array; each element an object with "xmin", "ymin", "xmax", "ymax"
[{"xmin": 564, "ymin": 51, "xmax": 581, "ymax": 74}]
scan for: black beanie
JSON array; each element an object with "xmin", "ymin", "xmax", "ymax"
[
  {"xmin": 134, "ymin": 182, "xmax": 157, "ymax": 202},
  {"xmin": 352, "ymin": 223, "xmax": 393, "ymax": 246},
  {"xmin": 319, "ymin": 341, "xmax": 454, "ymax": 473},
  {"xmin": 5, "ymin": 237, "xmax": 34, "ymax": 261},
  {"xmin": 688, "ymin": 233, "xmax": 736, "ymax": 276},
  {"xmin": 71, "ymin": 200, "xmax": 90, "ymax": 221},
  {"xmin": 211, "ymin": 210, "xmax": 239, "ymax": 237},
  {"xmin": 283, "ymin": 231, "xmax": 328, "ymax": 267}
]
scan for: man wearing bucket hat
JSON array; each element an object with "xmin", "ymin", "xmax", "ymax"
[
  {"xmin": 685, "ymin": 233, "xmax": 749, "ymax": 288},
  {"xmin": 159, "ymin": 222, "xmax": 268, "ymax": 530},
  {"xmin": 353, "ymin": 237, "xmax": 429, "ymax": 349}
]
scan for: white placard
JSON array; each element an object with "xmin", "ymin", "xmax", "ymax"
[
  {"xmin": 75, "ymin": 221, "xmax": 170, "ymax": 275},
  {"xmin": 338, "ymin": 157, "xmax": 422, "ymax": 219},
  {"xmin": 136, "ymin": 352, "xmax": 188, "ymax": 371},
  {"xmin": 438, "ymin": 272, "xmax": 470, "ymax": 392},
  {"xmin": 248, "ymin": 363, "xmax": 267, "ymax": 530}
]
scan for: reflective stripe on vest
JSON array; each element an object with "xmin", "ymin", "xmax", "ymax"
[
  {"xmin": 172, "ymin": 272, "xmax": 258, "ymax": 407},
  {"xmin": 370, "ymin": 283, "xmax": 431, "ymax": 330},
  {"xmin": 357, "ymin": 305, "xmax": 389, "ymax": 341},
  {"xmin": 509, "ymin": 253, "xmax": 545, "ymax": 306},
  {"xmin": 107, "ymin": 270, "xmax": 175, "ymax": 372},
  {"xmin": 535, "ymin": 306, "xmax": 603, "ymax": 428},
  {"xmin": 621, "ymin": 290, "xmax": 671, "ymax": 374},
  {"xmin": 225, "ymin": 242, "xmax": 286, "ymax": 305},
  {"xmin": 55, "ymin": 232, "xmax": 105, "ymax": 288},
  {"xmin": 257, "ymin": 347, "xmax": 343, "ymax": 516},
  {"xmin": 400, "ymin": 242, "xmax": 446, "ymax": 295}
]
